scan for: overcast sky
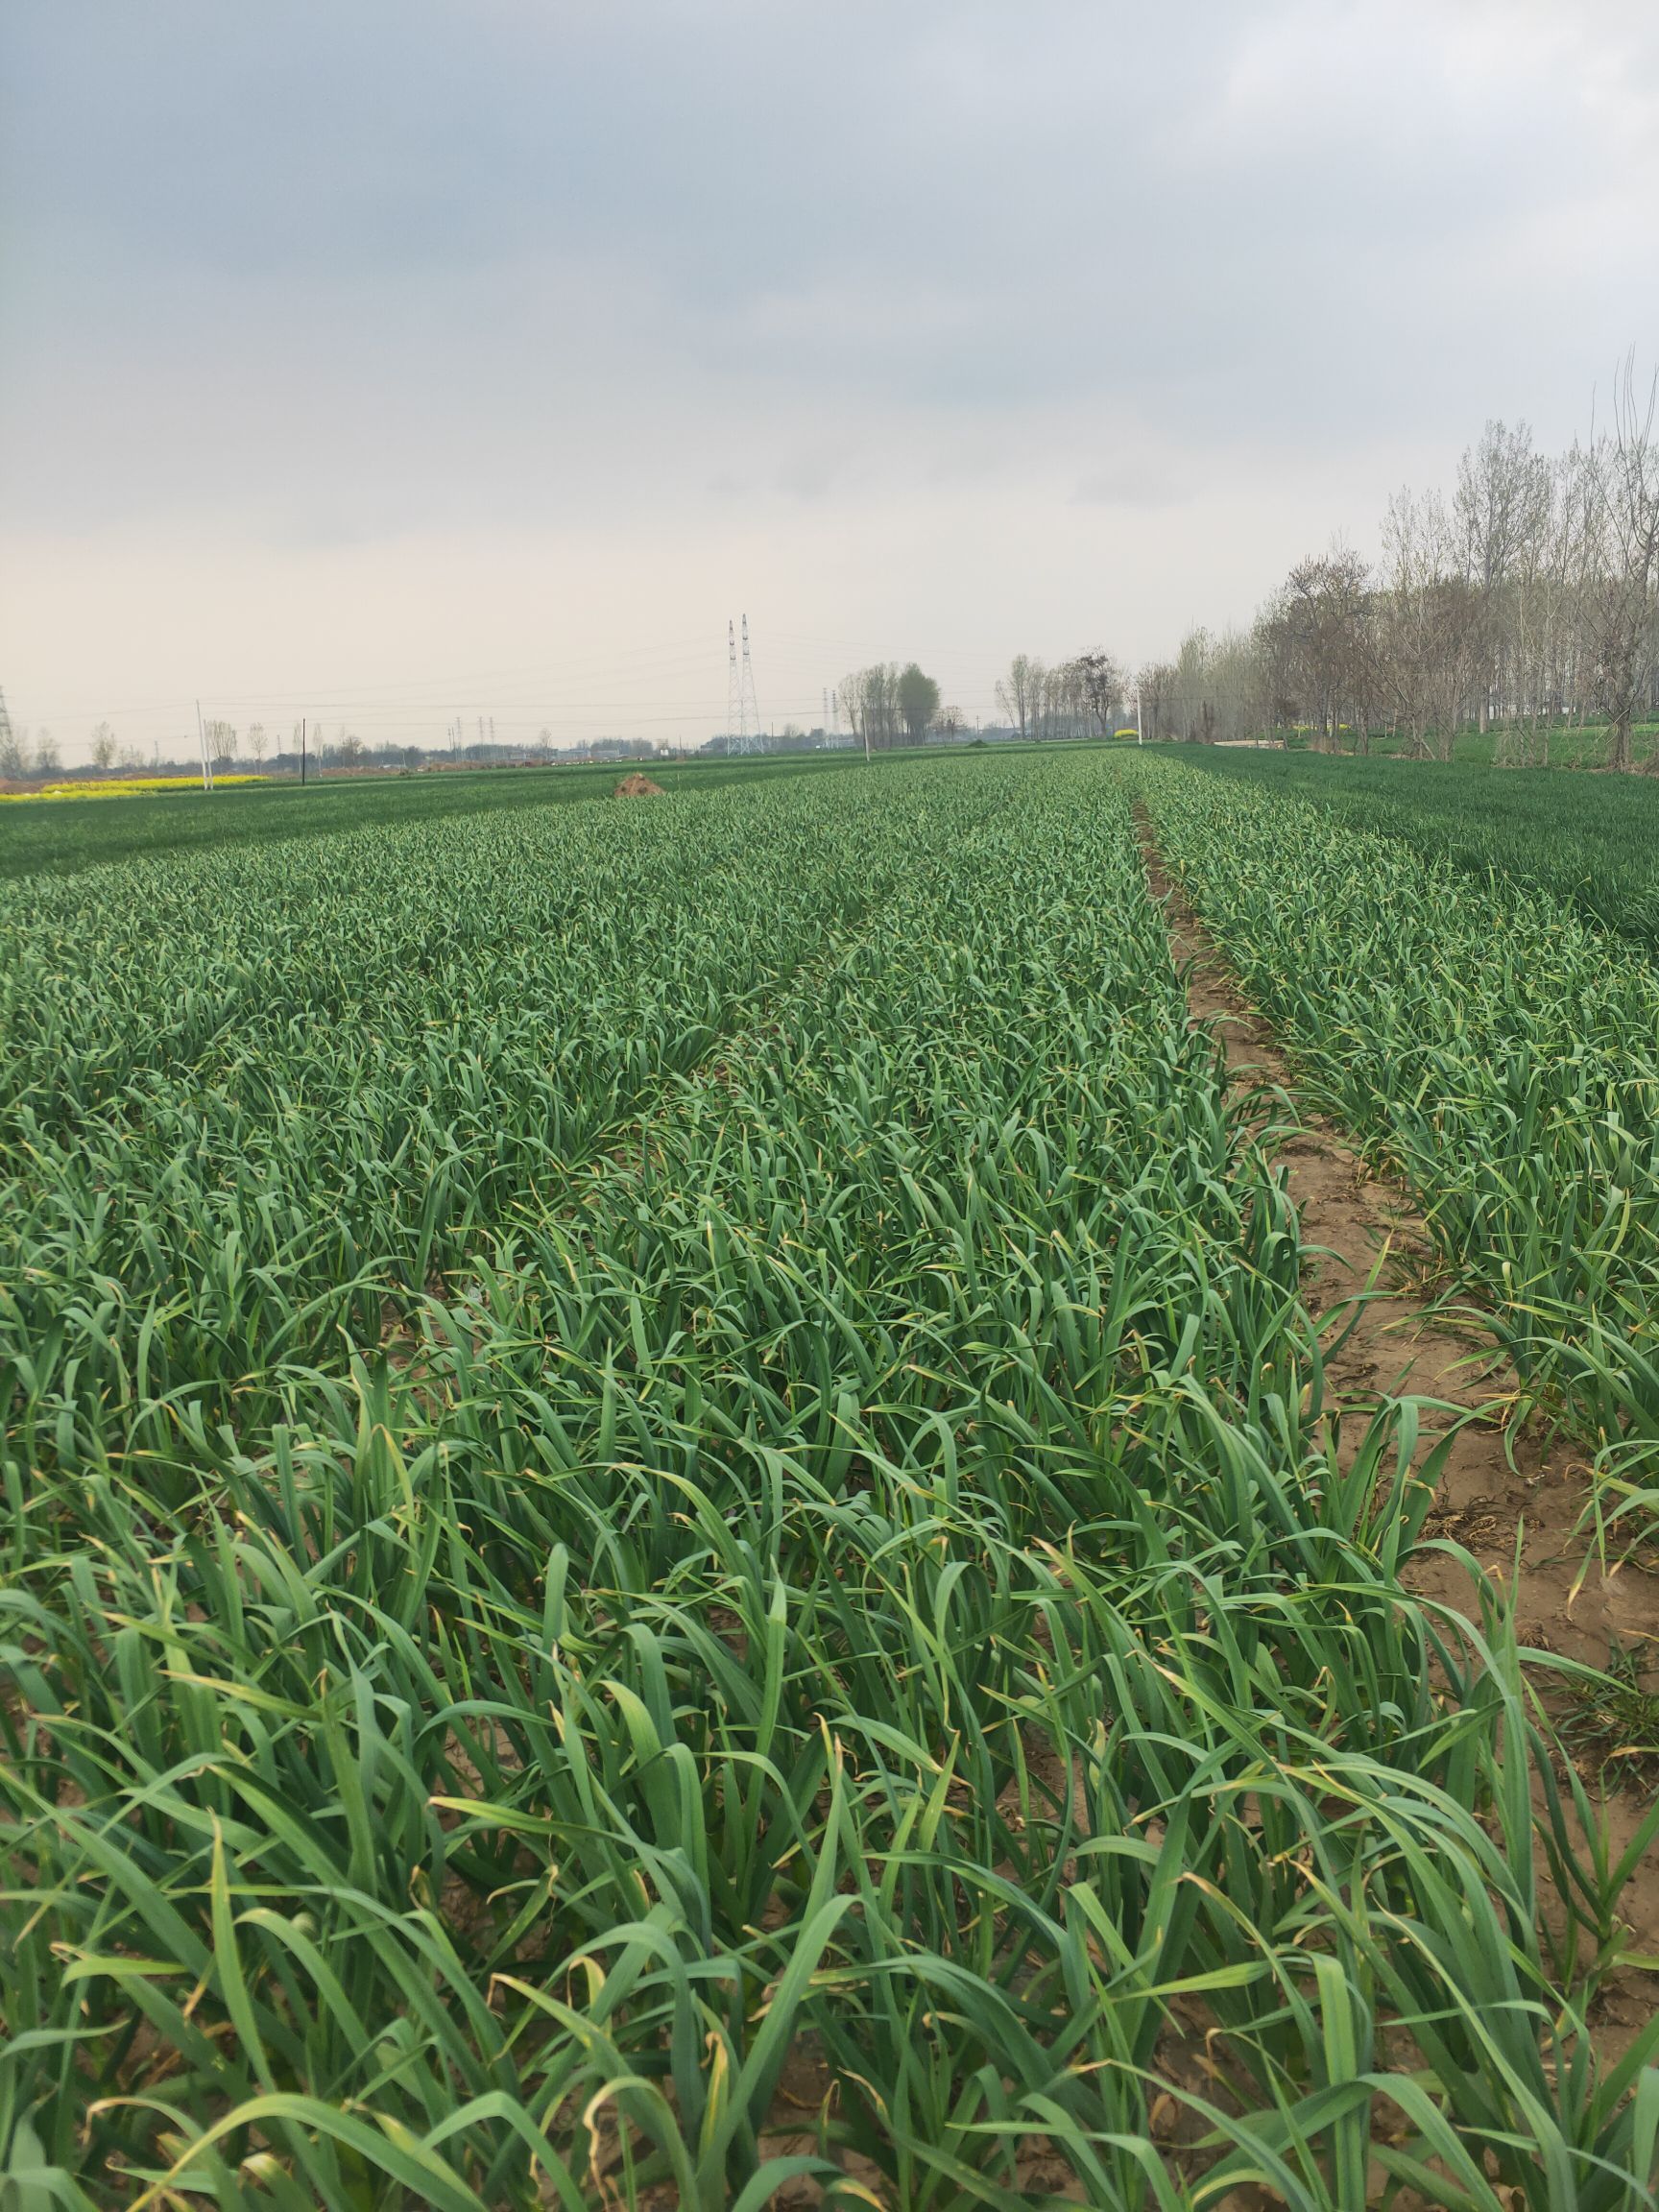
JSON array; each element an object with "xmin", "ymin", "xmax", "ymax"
[{"xmin": 3, "ymin": 1, "xmax": 1657, "ymax": 759}]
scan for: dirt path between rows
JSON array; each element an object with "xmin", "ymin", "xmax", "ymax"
[{"xmin": 1137, "ymin": 819, "xmax": 1659, "ymax": 2054}]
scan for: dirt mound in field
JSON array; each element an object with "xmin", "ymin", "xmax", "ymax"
[{"xmin": 613, "ymin": 773, "xmax": 666, "ymax": 798}]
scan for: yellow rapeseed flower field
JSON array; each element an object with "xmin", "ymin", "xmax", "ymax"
[{"xmin": 0, "ymin": 775, "xmax": 270, "ymax": 804}]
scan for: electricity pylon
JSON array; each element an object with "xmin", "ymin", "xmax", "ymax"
[
  {"xmin": 736, "ymin": 613, "xmax": 763, "ymax": 753},
  {"xmin": 726, "ymin": 616, "xmax": 764, "ymax": 754}
]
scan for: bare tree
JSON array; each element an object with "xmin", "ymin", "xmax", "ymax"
[
  {"xmin": 1171, "ymin": 629, "xmax": 1220, "ymax": 741},
  {"xmin": 1258, "ymin": 548, "xmax": 1375, "ymax": 749},
  {"xmin": 1160, "ymin": 626, "xmax": 1273, "ymax": 745},
  {"xmin": 845, "ymin": 667, "xmax": 871, "ymax": 747},
  {"xmin": 1575, "ymin": 357, "xmax": 1659, "ymax": 772},
  {"xmin": 89, "ymin": 722, "xmax": 118, "ymax": 771},
  {"xmin": 0, "ymin": 723, "xmax": 28, "ymax": 779},
  {"xmin": 1496, "ymin": 447, "xmax": 1581, "ymax": 767},
  {"xmin": 35, "ymin": 729, "xmax": 60, "ymax": 775},
  {"xmin": 838, "ymin": 665, "xmax": 904, "ymax": 749},
  {"xmin": 1036, "ymin": 661, "xmax": 1065, "ymax": 738},
  {"xmin": 246, "ymin": 722, "xmax": 268, "ymax": 769},
  {"xmin": 995, "ymin": 654, "xmax": 1044, "ymax": 740},
  {"xmin": 1455, "ymin": 419, "xmax": 1553, "ymax": 733},
  {"xmin": 1036, "ymin": 663, "xmax": 1059, "ymax": 739},
  {"xmin": 1069, "ymin": 651, "xmax": 1123, "ymax": 735},
  {"xmin": 1377, "ymin": 492, "xmax": 1485, "ymax": 761},
  {"xmin": 1136, "ymin": 661, "xmax": 1176, "ymax": 742},
  {"xmin": 1047, "ymin": 660, "xmax": 1096, "ymax": 738}
]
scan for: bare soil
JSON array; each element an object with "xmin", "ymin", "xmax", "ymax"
[{"xmin": 613, "ymin": 772, "xmax": 666, "ymax": 798}]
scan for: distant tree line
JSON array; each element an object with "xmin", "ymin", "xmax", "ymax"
[
  {"xmin": 1132, "ymin": 356, "xmax": 1659, "ymax": 769},
  {"xmin": 834, "ymin": 662, "xmax": 945, "ymax": 747},
  {"xmin": 28, "ymin": 356, "xmax": 1655, "ymax": 781},
  {"xmin": 993, "ymin": 652, "xmax": 1128, "ymax": 740},
  {"xmin": 0, "ymin": 723, "xmax": 62, "ymax": 778}
]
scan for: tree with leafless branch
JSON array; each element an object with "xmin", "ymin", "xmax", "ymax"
[
  {"xmin": 1455, "ymin": 420, "xmax": 1553, "ymax": 735},
  {"xmin": 1573, "ymin": 357, "xmax": 1659, "ymax": 773},
  {"xmin": 1257, "ymin": 548, "xmax": 1376, "ymax": 751},
  {"xmin": 995, "ymin": 655, "xmax": 1044, "ymax": 741},
  {"xmin": 1374, "ymin": 492, "xmax": 1486, "ymax": 761},
  {"xmin": 1067, "ymin": 651, "xmax": 1123, "ymax": 736}
]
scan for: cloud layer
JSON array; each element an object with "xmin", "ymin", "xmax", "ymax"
[{"xmin": 3, "ymin": 1, "xmax": 1656, "ymax": 754}]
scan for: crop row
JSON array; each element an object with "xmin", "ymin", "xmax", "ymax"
[
  {"xmin": 5, "ymin": 754, "xmax": 1654, "ymax": 2207},
  {"xmin": 1137, "ymin": 759, "xmax": 1659, "ymax": 1542},
  {"xmin": 1173, "ymin": 746, "xmax": 1659, "ymax": 950},
  {"xmin": 0, "ymin": 771, "xmax": 1021, "ymax": 1486}
]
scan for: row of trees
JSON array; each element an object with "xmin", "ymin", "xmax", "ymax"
[
  {"xmin": 9, "ymin": 717, "xmax": 773, "ymax": 780},
  {"xmin": 7, "ymin": 719, "xmax": 289, "ymax": 778},
  {"xmin": 994, "ymin": 652, "xmax": 1128, "ymax": 741},
  {"xmin": 830, "ymin": 652, "xmax": 1133, "ymax": 748},
  {"xmin": 1137, "ymin": 360, "xmax": 1659, "ymax": 768},
  {"xmin": 0, "ymin": 725, "xmax": 61, "ymax": 778},
  {"xmin": 5, "ymin": 719, "xmax": 311, "ymax": 778},
  {"xmin": 834, "ymin": 663, "xmax": 948, "ymax": 747}
]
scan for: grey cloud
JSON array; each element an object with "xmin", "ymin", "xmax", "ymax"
[{"xmin": 2, "ymin": 0, "xmax": 1657, "ymax": 742}]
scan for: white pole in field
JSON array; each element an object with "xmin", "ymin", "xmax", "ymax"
[
  {"xmin": 196, "ymin": 699, "xmax": 213, "ymax": 791},
  {"xmin": 1135, "ymin": 682, "xmax": 1143, "ymax": 747}
]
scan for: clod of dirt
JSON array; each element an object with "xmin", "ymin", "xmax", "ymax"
[{"xmin": 613, "ymin": 773, "xmax": 666, "ymax": 798}]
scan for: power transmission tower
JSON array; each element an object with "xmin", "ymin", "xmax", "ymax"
[
  {"xmin": 735, "ymin": 613, "xmax": 763, "ymax": 754},
  {"xmin": 0, "ymin": 685, "xmax": 12, "ymax": 771}
]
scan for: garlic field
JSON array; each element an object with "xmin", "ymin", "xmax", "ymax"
[{"xmin": 3, "ymin": 751, "xmax": 1657, "ymax": 2209}]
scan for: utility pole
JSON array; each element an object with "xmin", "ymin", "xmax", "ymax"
[
  {"xmin": 196, "ymin": 700, "xmax": 213, "ymax": 792},
  {"xmin": 301, "ymin": 717, "xmax": 307, "ymax": 786},
  {"xmin": 726, "ymin": 620, "xmax": 740, "ymax": 756},
  {"xmin": 1135, "ymin": 680, "xmax": 1143, "ymax": 747}
]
